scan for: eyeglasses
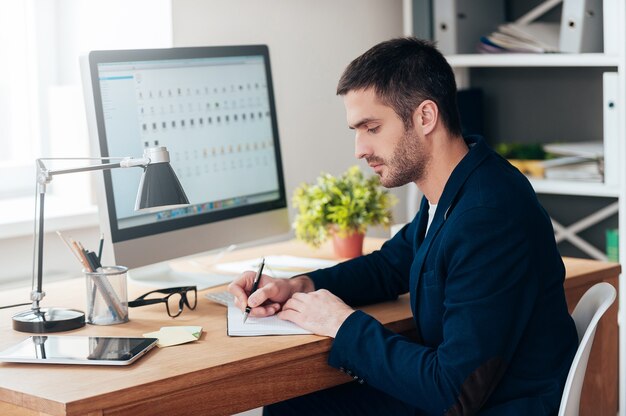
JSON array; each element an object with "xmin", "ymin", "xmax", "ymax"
[{"xmin": 128, "ymin": 286, "xmax": 197, "ymax": 318}]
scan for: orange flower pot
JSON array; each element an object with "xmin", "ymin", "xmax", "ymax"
[{"xmin": 332, "ymin": 231, "xmax": 365, "ymax": 259}]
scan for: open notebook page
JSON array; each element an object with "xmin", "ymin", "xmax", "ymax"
[{"xmin": 227, "ymin": 303, "xmax": 312, "ymax": 336}]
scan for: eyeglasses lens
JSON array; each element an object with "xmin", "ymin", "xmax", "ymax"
[
  {"xmin": 186, "ymin": 289, "xmax": 197, "ymax": 310},
  {"xmin": 164, "ymin": 289, "xmax": 197, "ymax": 317},
  {"xmin": 166, "ymin": 292, "xmax": 184, "ymax": 317}
]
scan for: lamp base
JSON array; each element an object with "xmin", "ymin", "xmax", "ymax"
[{"xmin": 12, "ymin": 307, "xmax": 85, "ymax": 333}]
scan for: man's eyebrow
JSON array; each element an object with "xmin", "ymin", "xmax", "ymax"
[{"xmin": 349, "ymin": 118, "xmax": 378, "ymax": 130}]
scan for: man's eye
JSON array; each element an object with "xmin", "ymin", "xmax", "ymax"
[{"xmin": 367, "ymin": 126, "xmax": 380, "ymax": 134}]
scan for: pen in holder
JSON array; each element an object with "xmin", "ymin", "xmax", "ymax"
[{"xmin": 85, "ymin": 266, "xmax": 129, "ymax": 325}]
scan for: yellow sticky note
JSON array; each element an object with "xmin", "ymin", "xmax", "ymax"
[
  {"xmin": 160, "ymin": 325, "xmax": 202, "ymax": 340},
  {"xmin": 143, "ymin": 327, "xmax": 201, "ymax": 348}
]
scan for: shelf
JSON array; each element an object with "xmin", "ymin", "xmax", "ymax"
[
  {"xmin": 529, "ymin": 178, "xmax": 620, "ymax": 198},
  {"xmin": 447, "ymin": 53, "xmax": 620, "ymax": 68}
]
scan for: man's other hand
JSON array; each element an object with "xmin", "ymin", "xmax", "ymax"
[{"xmin": 278, "ymin": 289, "xmax": 355, "ymax": 337}]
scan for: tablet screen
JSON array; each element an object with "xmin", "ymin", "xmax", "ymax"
[{"xmin": 0, "ymin": 336, "xmax": 158, "ymax": 365}]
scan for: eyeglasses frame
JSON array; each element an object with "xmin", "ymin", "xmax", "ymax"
[{"xmin": 128, "ymin": 286, "xmax": 197, "ymax": 318}]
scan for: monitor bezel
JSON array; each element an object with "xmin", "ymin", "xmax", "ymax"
[{"xmin": 87, "ymin": 45, "xmax": 287, "ymax": 243}]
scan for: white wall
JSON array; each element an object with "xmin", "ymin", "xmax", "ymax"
[
  {"xmin": 0, "ymin": 1, "xmax": 172, "ymax": 287},
  {"xmin": 171, "ymin": 0, "xmax": 408, "ymax": 232},
  {"xmin": 0, "ymin": 1, "xmax": 409, "ymax": 289}
]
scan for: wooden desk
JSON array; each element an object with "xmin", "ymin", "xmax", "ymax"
[
  {"xmin": 0, "ymin": 239, "xmax": 619, "ymax": 416},
  {"xmin": 561, "ymin": 257, "xmax": 620, "ymax": 416}
]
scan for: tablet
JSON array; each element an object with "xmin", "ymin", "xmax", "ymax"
[{"xmin": 0, "ymin": 336, "xmax": 158, "ymax": 366}]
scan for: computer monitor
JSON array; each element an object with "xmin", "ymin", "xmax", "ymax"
[{"xmin": 81, "ymin": 45, "xmax": 290, "ymax": 271}]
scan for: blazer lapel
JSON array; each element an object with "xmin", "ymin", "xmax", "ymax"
[
  {"xmin": 409, "ymin": 135, "xmax": 492, "ymax": 313},
  {"xmin": 409, "ymin": 197, "xmax": 429, "ymax": 317},
  {"xmin": 413, "ymin": 197, "xmax": 430, "ymax": 250}
]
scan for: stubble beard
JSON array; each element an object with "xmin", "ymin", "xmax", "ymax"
[{"xmin": 377, "ymin": 128, "xmax": 429, "ymax": 188}]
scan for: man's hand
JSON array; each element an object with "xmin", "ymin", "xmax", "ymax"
[
  {"xmin": 278, "ymin": 289, "xmax": 355, "ymax": 338},
  {"xmin": 228, "ymin": 273, "xmax": 314, "ymax": 318}
]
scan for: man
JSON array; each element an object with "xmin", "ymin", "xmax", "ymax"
[{"xmin": 229, "ymin": 37, "xmax": 578, "ymax": 415}]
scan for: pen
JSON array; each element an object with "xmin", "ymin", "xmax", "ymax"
[
  {"xmin": 87, "ymin": 251, "xmax": 102, "ymax": 270},
  {"xmin": 243, "ymin": 257, "xmax": 265, "ymax": 324},
  {"xmin": 97, "ymin": 233, "xmax": 104, "ymax": 263}
]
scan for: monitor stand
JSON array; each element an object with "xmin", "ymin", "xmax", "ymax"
[
  {"xmin": 128, "ymin": 247, "xmax": 238, "ymax": 290},
  {"xmin": 128, "ymin": 262, "xmax": 236, "ymax": 290}
]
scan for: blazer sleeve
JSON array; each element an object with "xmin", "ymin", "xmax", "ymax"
[
  {"xmin": 306, "ymin": 218, "xmax": 417, "ymax": 306},
  {"xmin": 327, "ymin": 206, "xmax": 543, "ymax": 415}
]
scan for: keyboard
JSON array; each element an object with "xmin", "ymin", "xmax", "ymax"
[{"xmin": 204, "ymin": 291, "xmax": 234, "ymax": 306}]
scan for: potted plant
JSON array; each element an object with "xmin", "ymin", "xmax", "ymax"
[{"xmin": 292, "ymin": 165, "xmax": 397, "ymax": 258}]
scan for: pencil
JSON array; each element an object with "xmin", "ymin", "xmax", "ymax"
[
  {"xmin": 56, "ymin": 231, "xmax": 82, "ymax": 262},
  {"xmin": 70, "ymin": 238, "xmax": 92, "ymax": 272}
]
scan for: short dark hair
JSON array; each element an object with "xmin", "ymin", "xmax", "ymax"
[{"xmin": 337, "ymin": 37, "xmax": 462, "ymax": 136}]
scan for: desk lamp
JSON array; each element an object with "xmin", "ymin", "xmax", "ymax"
[{"xmin": 12, "ymin": 146, "xmax": 189, "ymax": 333}]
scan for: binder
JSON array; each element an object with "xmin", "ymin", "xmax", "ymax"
[
  {"xmin": 434, "ymin": 0, "xmax": 504, "ymax": 54},
  {"xmin": 602, "ymin": 0, "xmax": 619, "ymax": 54},
  {"xmin": 602, "ymin": 72, "xmax": 619, "ymax": 187},
  {"xmin": 412, "ymin": 0, "xmax": 433, "ymax": 40},
  {"xmin": 559, "ymin": 0, "xmax": 603, "ymax": 53},
  {"xmin": 606, "ymin": 228, "xmax": 619, "ymax": 262}
]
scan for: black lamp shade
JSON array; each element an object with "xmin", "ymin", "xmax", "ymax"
[{"xmin": 135, "ymin": 162, "xmax": 189, "ymax": 211}]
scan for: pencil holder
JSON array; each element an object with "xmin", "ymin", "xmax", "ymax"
[{"xmin": 85, "ymin": 266, "xmax": 129, "ymax": 325}]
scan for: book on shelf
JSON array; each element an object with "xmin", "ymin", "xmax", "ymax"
[
  {"xmin": 542, "ymin": 158, "xmax": 603, "ymax": 182},
  {"xmin": 479, "ymin": 0, "xmax": 561, "ymax": 54},
  {"xmin": 541, "ymin": 142, "xmax": 604, "ymax": 182},
  {"xmin": 480, "ymin": 22, "xmax": 560, "ymax": 53},
  {"xmin": 543, "ymin": 141, "xmax": 603, "ymax": 159},
  {"xmin": 479, "ymin": 0, "xmax": 603, "ymax": 54},
  {"xmin": 502, "ymin": 142, "xmax": 604, "ymax": 183}
]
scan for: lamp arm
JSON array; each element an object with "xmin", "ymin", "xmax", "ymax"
[
  {"xmin": 44, "ymin": 162, "xmax": 122, "ymax": 180},
  {"xmin": 38, "ymin": 157, "xmax": 151, "ymax": 184}
]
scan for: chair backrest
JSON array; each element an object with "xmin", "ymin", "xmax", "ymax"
[{"xmin": 558, "ymin": 282, "xmax": 616, "ymax": 416}]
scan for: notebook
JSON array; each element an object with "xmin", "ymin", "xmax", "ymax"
[{"xmin": 226, "ymin": 302, "xmax": 312, "ymax": 336}]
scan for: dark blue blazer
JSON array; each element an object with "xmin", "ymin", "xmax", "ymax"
[{"xmin": 308, "ymin": 136, "xmax": 578, "ymax": 415}]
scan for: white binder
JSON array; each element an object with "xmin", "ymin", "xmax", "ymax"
[
  {"xmin": 559, "ymin": 0, "xmax": 603, "ymax": 53},
  {"xmin": 602, "ymin": 72, "xmax": 619, "ymax": 187},
  {"xmin": 602, "ymin": 0, "xmax": 619, "ymax": 54},
  {"xmin": 434, "ymin": 0, "xmax": 504, "ymax": 54}
]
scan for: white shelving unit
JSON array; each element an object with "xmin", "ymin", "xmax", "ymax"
[
  {"xmin": 403, "ymin": 0, "xmax": 626, "ymax": 414},
  {"xmin": 528, "ymin": 178, "xmax": 620, "ymax": 197}
]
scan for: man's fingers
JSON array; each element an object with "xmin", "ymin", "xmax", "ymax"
[
  {"xmin": 248, "ymin": 303, "xmax": 281, "ymax": 317},
  {"xmin": 277, "ymin": 309, "xmax": 300, "ymax": 324},
  {"xmin": 228, "ymin": 280, "xmax": 249, "ymax": 307},
  {"xmin": 248, "ymin": 281, "xmax": 279, "ymax": 307},
  {"xmin": 282, "ymin": 297, "xmax": 304, "ymax": 313},
  {"xmin": 228, "ymin": 271, "xmax": 274, "ymax": 308},
  {"xmin": 291, "ymin": 292, "xmax": 308, "ymax": 300}
]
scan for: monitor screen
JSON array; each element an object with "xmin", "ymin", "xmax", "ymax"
[{"xmin": 81, "ymin": 45, "xmax": 289, "ymax": 270}]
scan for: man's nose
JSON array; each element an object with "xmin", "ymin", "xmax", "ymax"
[{"xmin": 354, "ymin": 133, "xmax": 370, "ymax": 160}]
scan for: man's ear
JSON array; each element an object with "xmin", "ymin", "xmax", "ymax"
[{"xmin": 412, "ymin": 100, "xmax": 438, "ymax": 136}]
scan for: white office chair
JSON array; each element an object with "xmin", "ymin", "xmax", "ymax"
[{"xmin": 558, "ymin": 282, "xmax": 617, "ymax": 416}]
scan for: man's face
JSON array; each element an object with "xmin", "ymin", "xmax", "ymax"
[{"xmin": 344, "ymin": 88, "xmax": 429, "ymax": 188}]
